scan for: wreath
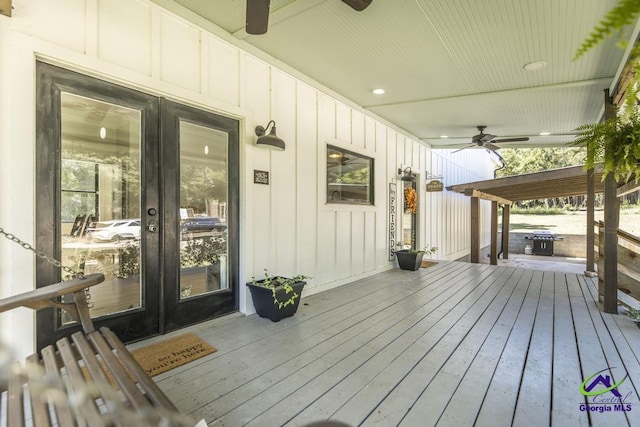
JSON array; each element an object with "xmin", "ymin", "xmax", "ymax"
[{"xmin": 404, "ymin": 187, "xmax": 417, "ymax": 214}]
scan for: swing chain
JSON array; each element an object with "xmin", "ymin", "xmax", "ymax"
[
  {"xmin": 0, "ymin": 227, "xmax": 94, "ymax": 308},
  {"xmin": 0, "ymin": 227, "xmax": 84, "ymax": 279}
]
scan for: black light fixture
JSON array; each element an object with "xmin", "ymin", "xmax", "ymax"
[
  {"xmin": 255, "ymin": 120, "xmax": 285, "ymax": 150},
  {"xmin": 398, "ymin": 167, "xmax": 415, "ymax": 182}
]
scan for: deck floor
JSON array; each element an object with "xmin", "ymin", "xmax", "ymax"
[{"xmin": 146, "ymin": 261, "xmax": 640, "ymax": 427}]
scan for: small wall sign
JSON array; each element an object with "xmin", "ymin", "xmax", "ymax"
[
  {"xmin": 426, "ymin": 180, "xmax": 444, "ymax": 192},
  {"xmin": 254, "ymin": 170, "xmax": 269, "ymax": 185}
]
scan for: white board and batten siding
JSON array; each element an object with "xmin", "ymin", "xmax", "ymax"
[{"xmin": 0, "ymin": 0, "xmax": 494, "ymax": 355}]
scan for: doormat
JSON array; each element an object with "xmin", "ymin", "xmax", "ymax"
[
  {"xmin": 421, "ymin": 261, "xmax": 438, "ymax": 269},
  {"xmin": 130, "ymin": 333, "xmax": 217, "ymax": 377}
]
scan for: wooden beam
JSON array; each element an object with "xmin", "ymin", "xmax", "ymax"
[
  {"xmin": 603, "ymin": 89, "xmax": 618, "ymax": 314},
  {"xmin": 463, "ymin": 189, "xmax": 512, "ymax": 206},
  {"xmin": 490, "ymin": 201, "xmax": 498, "ymax": 265},
  {"xmin": 586, "ymin": 166, "xmax": 595, "ymax": 273},
  {"xmin": 0, "ymin": 0, "xmax": 11, "ymax": 17},
  {"xmin": 617, "ymin": 180, "xmax": 640, "ymax": 197},
  {"xmin": 470, "ymin": 197, "xmax": 479, "ymax": 263},
  {"xmin": 501, "ymin": 204, "xmax": 510, "ymax": 260}
]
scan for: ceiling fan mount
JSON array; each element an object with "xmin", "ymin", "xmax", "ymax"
[
  {"xmin": 246, "ymin": 0, "xmax": 373, "ymax": 35},
  {"xmin": 454, "ymin": 125, "xmax": 529, "ymax": 153}
]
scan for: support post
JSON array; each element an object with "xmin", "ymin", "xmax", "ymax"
[
  {"xmin": 603, "ymin": 89, "xmax": 619, "ymax": 314},
  {"xmin": 0, "ymin": 0, "xmax": 11, "ymax": 17},
  {"xmin": 501, "ymin": 204, "xmax": 510, "ymax": 260},
  {"xmin": 490, "ymin": 201, "xmax": 498, "ymax": 265},
  {"xmin": 471, "ymin": 196, "xmax": 479, "ymax": 263},
  {"xmin": 585, "ymin": 166, "xmax": 596, "ymax": 274}
]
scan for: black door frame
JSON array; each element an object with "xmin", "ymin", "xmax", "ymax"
[
  {"xmin": 161, "ymin": 99, "xmax": 240, "ymax": 331},
  {"xmin": 35, "ymin": 62, "xmax": 239, "ymax": 348}
]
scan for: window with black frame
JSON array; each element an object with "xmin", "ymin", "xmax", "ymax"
[{"xmin": 326, "ymin": 145, "xmax": 374, "ymax": 205}]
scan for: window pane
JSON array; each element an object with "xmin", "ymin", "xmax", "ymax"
[
  {"xmin": 59, "ymin": 92, "xmax": 143, "ymax": 322},
  {"xmin": 327, "ymin": 145, "xmax": 373, "ymax": 205},
  {"xmin": 179, "ymin": 121, "xmax": 229, "ymax": 299}
]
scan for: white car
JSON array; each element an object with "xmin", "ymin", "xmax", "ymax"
[{"xmin": 89, "ymin": 219, "xmax": 141, "ymax": 242}]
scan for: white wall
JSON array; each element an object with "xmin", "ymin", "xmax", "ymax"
[{"xmin": 0, "ymin": 0, "xmax": 493, "ymax": 358}]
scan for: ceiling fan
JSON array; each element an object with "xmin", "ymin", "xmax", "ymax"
[
  {"xmin": 246, "ymin": 0, "xmax": 373, "ymax": 35},
  {"xmin": 452, "ymin": 126, "xmax": 530, "ymax": 153}
]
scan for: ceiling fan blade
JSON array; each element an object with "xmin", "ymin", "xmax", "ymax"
[
  {"xmin": 479, "ymin": 133, "xmax": 497, "ymax": 143},
  {"xmin": 484, "ymin": 142, "xmax": 501, "ymax": 152},
  {"xmin": 246, "ymin": 0, "xmax": 271, "ymax": 35},
  {"xmin": 493, "ymin": 137, "xmax": 530, "ymax": 143},
  {"xmin": 452, "ymin": 143, "xmax": 475, "ymax": 153},
  {"xmin": 341, "ymin": 0, "xmax": 373, "ymax": 11}
]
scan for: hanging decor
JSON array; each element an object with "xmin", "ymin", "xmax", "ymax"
[
  {"xmin": 426, "ymin": 180, "xmax": 444, "ymax": 192},
  {"xmin": 404, "ymin": 187, "xmax": 417, "ymax": 214},
  {"xmin": 388, "ymin": 183, "xmax": 396, "ymax": 261}
]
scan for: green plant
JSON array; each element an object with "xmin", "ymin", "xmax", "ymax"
[
  {"xmin": 624, "ymin": 307, "xmax": 640, "ymax": 322},
  {"xmin": 573, "ymin": 0, "xmax": 640, "ymax": 182},
  {"xmin": 251, "ymin": 269, "xmax": 310, "ymax": 310},
  {"xmin": 180, "ymin": 237, "xmax": 225, "ymax": 268},
  {"xmin": 574, "ymin": 109, "xmax": 640, "ymax": 182},
  {"xmin": 573, "ymin": 0, "xmax": 640, "ymax": 61}
]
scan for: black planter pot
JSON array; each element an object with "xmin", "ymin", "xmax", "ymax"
[
  {"xmin": 395, "ymin": 250, "xmax": 425, "ymax": 271},
  {"xmin": 246, "ymin": 278, "xmax": 306, "ymax": 322}
]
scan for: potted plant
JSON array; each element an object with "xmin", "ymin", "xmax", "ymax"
[
  {"xmin": 395, "ymin": 244, "xmax": 438, "ymax": 271},
  {"xmin": 573, "ymin": 0, "xmax": 640, "ymax": 181},
  {"xmin": 247, "ymin": 270, "xmax": 309, "ymax": 321}
]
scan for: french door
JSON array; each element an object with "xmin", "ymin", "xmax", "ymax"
[{"xmin": 35, "ymin": 62, "xmax": 239, "ymax": 349}]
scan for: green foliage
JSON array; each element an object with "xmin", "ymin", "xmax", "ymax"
[
  {"xmin": 509, "ymin": 207, "xmax": 564, "ymax": 215},
  {"xmin": 625, "ymin": 307, "xmax": 640, "ymax": 321},
  {"xmin": 496, "ymin": 148, "xmax": 585, "ymax": 178},
  {"xmin": 574, "ymin": 0, "xmax": 640, "ymax": 60},
  {"xmin": 251, "ymin": 269, "xmax": 310, "ymax": 310},
  {"xmin": 180, "ymin": 237, "xmax": 225, "ymax": 268},
  {"xmin": 574, "ymin": 109, "xmax": 640, "ymax": 182},
  {"xmin": 335, "ymin": 167, "xmax": 369, "ymax": 184}
]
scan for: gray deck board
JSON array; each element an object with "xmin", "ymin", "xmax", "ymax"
[{"xmin": 147, "ymin": 261, "xmax": 640, "ymax": 427}]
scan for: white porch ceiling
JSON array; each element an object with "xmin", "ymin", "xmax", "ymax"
[{"xmin": 168, "ymin": 0, "xmax": 636, "ymax": 150}]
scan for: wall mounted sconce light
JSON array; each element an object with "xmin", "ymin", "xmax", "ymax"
[
  {"xmin": 255, "ymin": 120, "xmax": 285, "ymax": 150},
  {"xmin": 398, "ymin": 167, "xmax": 416, "ymax": 182}
]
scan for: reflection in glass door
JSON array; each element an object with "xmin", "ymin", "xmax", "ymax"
[
  {"xmin": 178, "ymin": 122, "xmax": 229, "ymax": 299},
  {"xmin": 60, "ymin": 92, "xmax": 143, "ymax": 321},
  {"xmin": 162, "ymin": 100, "xmax": 239, "ymax": 332},
  {"xmin": 36, "ymin": 62, "xmax": 161, "ymax": 348}
]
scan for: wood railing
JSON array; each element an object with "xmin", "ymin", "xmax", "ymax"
[{"xmin": 595, "ymin": 220, "xmax": 640, "ymax": 309}]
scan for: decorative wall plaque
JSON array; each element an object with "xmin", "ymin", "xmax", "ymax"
[
  {"xmin": 254, "ymin": 170, "xmax": 269, "ymax": 185},
  {"xmin": 426, "ymin": 180, "xmax": 444, "ymax": 192},
  {"xmin": 389, "ymin": 182, "xmax": 396, "ymax": 261}
]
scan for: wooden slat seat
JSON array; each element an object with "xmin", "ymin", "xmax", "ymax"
[{"xmin": 0, "ymin": 273, "xmax": 195, "ymax": 426}]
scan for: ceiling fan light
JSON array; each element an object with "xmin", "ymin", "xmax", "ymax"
[{"xmin": 523, "ymin": 61, "xmax": 547, "ymax": 71}]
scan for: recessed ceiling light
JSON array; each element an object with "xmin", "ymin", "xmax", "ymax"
[
  {"xmin": 99, "ymin": 127, "xmax": 107, "ymax": 139},
  {"xmin": 372, "ymin": 88, "xmax": 385, "ymax": 95},
  {"xmin": 440, "ymin": 135, "xmax": 448, "ymax": 138},
  {"xmin": 523, "ymin": 61, "xmax": 548, "ymax": 71},
  {"xmin": 539, "ymin": 131, "xmax": 551, "ymax": 136}
]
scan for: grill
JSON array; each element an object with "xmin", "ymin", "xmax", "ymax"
[{"xmin": 525, "ymin": 230, "xmax": 563, "ymax": 256}]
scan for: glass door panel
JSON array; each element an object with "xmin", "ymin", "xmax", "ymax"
[
  {"xmin": 59, "ymin": 93, "xmax": 143, "ymax": 321},
  {"xmin": 178, "ymin": 122, "xmax": 229, "ymax": 299},
  {"xmin": 161, "ymin": 100, "xmax": 239, "ymax": 332}
]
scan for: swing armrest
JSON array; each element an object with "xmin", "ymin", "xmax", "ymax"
[{"xmin": 0, "ymin": 273, "xmax": 104, "ymax": 314}]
